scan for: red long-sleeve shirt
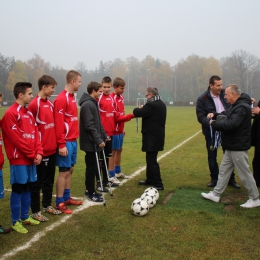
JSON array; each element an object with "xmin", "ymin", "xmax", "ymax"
[
  {"xmin": 2, "ymin": 102, "xmax": 43, "ymax": 165},
  {"xmin": 99, "ymin": 93, "xmax": 134, "ymax": 136},
  {"xmin": 54, "ymin": 90, "xmax": 79, "ymax": 149},
  {"xmin": 0, "ymin": 120, "xmax": 4, "ymax": 170},
  {"xmin": 28, "ymin": 95, "xmax": 57, "ymax": 156}
]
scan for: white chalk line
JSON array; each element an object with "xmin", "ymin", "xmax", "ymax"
[{"xmin": 1, "ymin": 130, "xmax": 201, "ymax": 260}]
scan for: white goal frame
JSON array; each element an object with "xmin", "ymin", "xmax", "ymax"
[{"xmin": 136, "ymin": 98, "xmax": 147, "ymax": 107}]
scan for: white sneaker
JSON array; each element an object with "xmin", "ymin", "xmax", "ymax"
[
  {"xmin": 115, "ymin": 172, "xmax": 130, "ymax": 179},
  {"xmin": 109, "ymin": 176, "xmax": 121, "ymax": 184},
  {"xmin": 201, "ymin": 191, "xmax": 220, "ymax": 203},
  {"xmin": 240, "ymin": 199, "xmax": 260, "ymax": 208}
]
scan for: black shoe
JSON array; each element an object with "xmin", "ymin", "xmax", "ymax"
[
  {"xmin": 207, "ymin": 181, "xmax": 217, "ymax": 187},
  {"xmin": 153, "ymin": 186, "xmax": 164, "ymax": 191},
  {"xmin": 228, "ymin": 180, "xmax": 240, "ymax": 189},
  {"xmin": 138, "ymin": 180, "xmax": 152, "ymax": 186}
]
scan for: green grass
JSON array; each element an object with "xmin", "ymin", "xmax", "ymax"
[{"xmin": 1, "ymin": 106, "xmax": 260, "ymax": 260}]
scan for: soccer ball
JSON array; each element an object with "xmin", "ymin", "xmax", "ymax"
[
  {"xmin": 131, "ymin": 198, "xmax": 149, "ymax": 216},
  {"xmin": 144, "ymin": 187, "xmax": 159, "ymax": 201},
  {"xmin": 141, "ymin": 192, "xmax": 156, "ymax": 208}
]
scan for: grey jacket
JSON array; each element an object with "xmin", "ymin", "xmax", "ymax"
[{"xmin": 79, "ymin": 92, "xmax": 106, "ymax": 152}]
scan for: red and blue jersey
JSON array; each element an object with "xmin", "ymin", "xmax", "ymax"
[
  {"xmin": 54, "ymin": 90, "xmax": 79, "ymax": 149},
  {"xmin": 28, "ymin": 95, "xmax": 57, "ymax": 156},
  {"xmin": 2, "ymin": 102, "xmax": 43, "ymax": 165}
]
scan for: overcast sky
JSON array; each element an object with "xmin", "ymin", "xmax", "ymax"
[{"xmin": 1, "ymin": 0, "xmax": 259, "ymax": 70}]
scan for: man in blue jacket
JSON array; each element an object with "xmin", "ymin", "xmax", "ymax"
[{"xmin": 196, "ymin": 75, "xmax": 240, "ymax": 188}]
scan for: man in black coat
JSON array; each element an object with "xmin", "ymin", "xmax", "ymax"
[
  {"xmin": 251, "ymin": 100, "xmax": 260, "ymax": 186},
  {"xmin": 133, "ymin": 87, "xmax": 166, "ymax": 190},
  {"xmin": 202, "ymin": 84, "xmax": 260, "ymax": 208},
  {"xmin": 196, "ymin": 75, "xmax": 240, "ymax": 188}
]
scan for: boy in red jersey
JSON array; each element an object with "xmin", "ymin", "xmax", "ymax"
[
  {"xmin": 0, "ymin": 93, "xmax": 11, "ymax": 234},
  {"xmin": 2, "ymin": 83, "xmax": 43, "ymax": 234},
  {"xmin": 54, "ymin": 70, "xmax": 82, "ymax": 214},
  {"xmin": 109, "ymin": 77, "xmax": 134, "ymax": 183},
  {"xmin": 98, "ymin": 77, "xmax": 134, "ymax": 188},
  {"xmin": 28, "ymin": 75, "xmax": 62, "ymax": 221}
]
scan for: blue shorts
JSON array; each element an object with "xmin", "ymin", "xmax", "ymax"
[
  {"xmin": 0, "ymin": 170, "xmax": 4, "ymax": 199},
  {"xmin": 112, "ymin": 134, "xmax": 124, "ymax": 150},
  {"xmin": 10, "ymin": 165, "xmax": 37, "ymax": 185},
  {"xmin": 56, "ymin": 141, "xmax": 77, "ymax": 168}
]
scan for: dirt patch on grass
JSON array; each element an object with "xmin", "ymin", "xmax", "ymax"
[
  {"xmin": 222, "ymin": 192, "xmax": 247, "ymax": 212},
  {"xmin": 162, "ymin": 192, "xmax": 174, "ymax": 205}
]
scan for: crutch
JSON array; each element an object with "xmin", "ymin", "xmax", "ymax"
[
  {"xmin": 95, "ymin": 150, "xmax": 106, "ymax": 206},
  {"xmin": 102, "ymin": 149, "xmax": 113, "ymax": 196}
]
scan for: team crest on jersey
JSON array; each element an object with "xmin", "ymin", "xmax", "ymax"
[{"xmin": 22, "ymin": 133, "xmax": 35, "ymax": 139}]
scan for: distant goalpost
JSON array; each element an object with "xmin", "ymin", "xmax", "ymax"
[{"xmin": 136, "ymin": 98, "xmax": 147, "ymax": 107}]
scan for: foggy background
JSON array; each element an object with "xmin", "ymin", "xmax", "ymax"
[{"xmin": 1, "ymin": 0, "xmax": 260, "ymax": 104}]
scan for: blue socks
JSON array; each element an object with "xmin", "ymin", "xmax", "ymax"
[
  {"xmin": 115, "ymin": 166, "xmax": 121, "ymax": 174},
  {"xmin": 10, "ymin": 192, "xmax": 21, "ymax": 225},
  {"xmin": 55, "ymin": 197, "xmax": 64, "ymax": 207},
  {"xmin": 10, "ymin": 191, "xmax": 31, "ymax": 225},
  {"xmin": 109, "ymin": 170, "xmax": 115, "ymax": 178},
  {"xmin": 63, "ymin": 189, "xmax": 70, "ymax": 202}
]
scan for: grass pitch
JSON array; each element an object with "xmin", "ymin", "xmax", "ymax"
[{"xmin": 1, "ymin": 106, "xmax": 260, "ymax": 260}]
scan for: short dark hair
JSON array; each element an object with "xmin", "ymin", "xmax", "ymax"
[
  {"xmin": 209, "ymin": 75, "xmax": 221, "ymax": 85},
  {"xmin": 113, "ymin": 77, "xmax": 125, "ymax": 87},
  {"xmin": 87, "ymin": 81, "xmax": 101, "ymax": 94},
  {"xmin": 13, "ymin": 82, "xmax": 32, "ymax": 99},
  {"xmin": 102, "ymin": 76, "xmax": 112, "ymax": 84},
  {"xmin": 38, "ymin": 75, "xmax": 57, "ymax": 90},
  {"xmin": 0, "ymin": 92, "xmax": 2, "ymax": 98}
]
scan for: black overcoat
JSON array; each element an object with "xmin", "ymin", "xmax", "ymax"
[{"xmin": 133, "ymin": 99, "xmax": 166, "ymax": 152}]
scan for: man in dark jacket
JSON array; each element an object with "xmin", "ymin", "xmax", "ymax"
[
  {"xmin": 79, "ymin": 82, "xmax": 108, "ymax": 202},
  {"xmin": 196, "ymin": 75, "xmax": 239, "ymax": 188},
  {"xmin": 251, "ymin": 100, "xmax": 260, "ymax": 186},
  {"xmin": 133, "ymin": 87, "xmax": 166, "ymax": 190},
  {"xmin": 202, "ymin": 84, "xmax": 260, "ymax": 208}
]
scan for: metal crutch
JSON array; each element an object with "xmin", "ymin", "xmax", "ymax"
[
  {"xmin": 95, "ymin": 151, "xmax": 106, "ymax": 206},
  {"xmin": 102, "ymin": 149, "xmax": 113, "ymax": 196}
]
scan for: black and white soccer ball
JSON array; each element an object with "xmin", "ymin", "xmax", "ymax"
[
  {"xmin": 141, "ymin": 192, "xmax": 156, "ymax": 208},
  {"xmin": 144, "ymin": 187, "xmax": 159, "ymax": 201},
  {"xmin": 131, "ymin": 198, "xmax": 149, "ymax": 216}
]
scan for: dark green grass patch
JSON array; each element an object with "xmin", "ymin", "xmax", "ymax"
[{"xmin": 163, "ymin": 187, "xmax": 225, "ymax": 215}]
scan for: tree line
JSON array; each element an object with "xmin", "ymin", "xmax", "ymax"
[{"xmin": 1, "ymin": 50, "xmax": 260, "ymax": 105}]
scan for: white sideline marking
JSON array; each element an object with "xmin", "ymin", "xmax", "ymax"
[{"xmin": 1, "ymin": 130, "xmax": 201, "ymax": 260}]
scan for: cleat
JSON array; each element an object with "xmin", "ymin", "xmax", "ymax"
[
  {"xmin": 31, "ymin": 211, "xmax": 49, "ymax": 222},
  {"xmin": 115, "ymin": 172, "xmax": 130, "ymax": 179},
  {"xmin": 0, "ymin": 225, "xmax": 11, "ymax": 234},
  {"xmin": 56, "ymin": 202, "xmax": 73, "ymax": 214},
  {"xmin": 64, "ymin": 197, "xmax": 83, "ymax": 206},
  {"xmin": 88, "ymin": 192, "xmax": 104, "ymax": 203},
  {"xmin": 21, "ymin": 216, "xmax": 40, "ymax": 225},
  {"xmin": 108, "ymin": 176, "xmax": 121, "ymax": 184},
  {"xmin": 12, "ymin": 222, "xmax": 28, "ymax": 234},
  {"xmin": 43, "ymin": 206, "xmax": 62, "ymax": 215}
]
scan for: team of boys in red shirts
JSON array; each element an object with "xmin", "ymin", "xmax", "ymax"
[{"xmin": 0, "ymin": 71, "xmax": 133, "ymax": 234}]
